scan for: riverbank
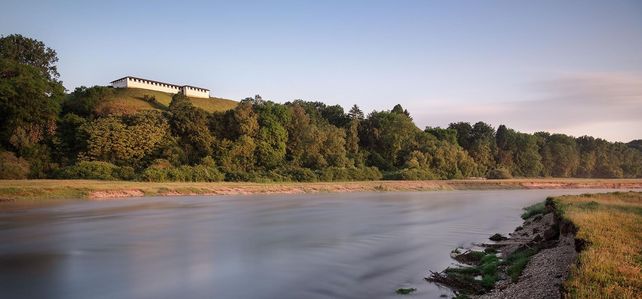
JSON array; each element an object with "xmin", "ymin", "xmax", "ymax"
[
  {"xmin": 426, "ymin": 191, "xmax": 642, "ymax": 299},
  {"xmin": 0, "ymin": 178, "xmax": 641, "ymax": 203}
]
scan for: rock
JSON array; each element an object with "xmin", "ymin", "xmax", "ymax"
[
  {"xmin": 543, "ymin": 226, "xmax": 559, "ymax": 241},
  {"xmin": 490, "ymin": 233, "xmax": 508, "ymax": 241}
]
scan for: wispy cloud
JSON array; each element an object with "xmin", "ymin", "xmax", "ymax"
[{"xmin": 413, "ymin": 72, "xmax": 642, "ymax": 142}]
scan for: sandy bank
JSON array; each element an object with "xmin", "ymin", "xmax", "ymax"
[{"xmin": 0, "ymin": 178, "xmax": 640, "ymax": 202}]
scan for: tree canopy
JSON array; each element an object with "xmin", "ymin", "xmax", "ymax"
[{"xmin": 1, "ymin": 34, "xmax": 640, "ymax": 181}]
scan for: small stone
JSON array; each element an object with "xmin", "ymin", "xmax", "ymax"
[{"xmin": 490, "ymin": 233, "xmax": 508, "ymax": 241}]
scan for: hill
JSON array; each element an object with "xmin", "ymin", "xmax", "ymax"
[{"xmin": 94, "ymin": 87, "xmax": 237, "ymax": 114}]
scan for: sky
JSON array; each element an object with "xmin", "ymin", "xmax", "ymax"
[{"xmin": 2, "ymin": 0, "xmax": 641, "ymax": 142}]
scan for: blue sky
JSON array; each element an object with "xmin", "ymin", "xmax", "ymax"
[{"xmin": 2, "ymin": 0, "xmax": 641, "ymax": 141}]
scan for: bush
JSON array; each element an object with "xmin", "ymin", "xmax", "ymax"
[
  {"xmin": 114, "ymin": 166, "xmax": 136, "ymax": 180},
  {"xmin": 224, "ymin": 170, "xmax": 255, "ymax": 182},
  {"xmin": 318, "ymin": 166, "xmax": 383, "ymax": 181},
  {"xmin": 383, "ymin": 168, "xmax": 438, "ymax": 180},
  {"xmin": 276, "ymin": 166, "xmax": 317, "ymax": 182},
  {"xmin": 487, "ymin": 168, "xmax": 513, "ymax": 179},
  {"xmin": 142, "ymin": 94, "xmax": 157, "ymax": 104},
  {"xmin": 56, "ymin": 161, "xmax": 119, "ymax": 180},
  {"xmin": 0, "ymin": 151, "xmax": 30, "ymax": 179},
  {"xmin": 140, "ymin": 167, "xmax": 167, "ymax": 182},
  {"xmin": 140, "ymin": 157, "xmax": 224, "ymax": 182}
]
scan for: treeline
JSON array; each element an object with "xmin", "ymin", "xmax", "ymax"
[{"xmin": 1, "ymin": 34, "xmax": 641, "ymax": 181}]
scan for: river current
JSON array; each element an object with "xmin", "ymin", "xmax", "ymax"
[{"xmin": 0, "ymin": 189, "xmax": 618, "ymax": 298}]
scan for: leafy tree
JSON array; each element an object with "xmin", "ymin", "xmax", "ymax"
[
  {"xmin": 391, "ymin": 104, "xmax": 411, "ymax": 118},
  {"xmin": 539, "ymin": 134, "xmax": 580, "ymax": 177},
  {"xmin": 62, "ymin": 86, "xmax": 115, "ymax": 117},
  {"xmin": 0, "ymin": 34, "xmax": 60, "ymax": 80},
  {"xmin": 168, "ymin": 93, "xmax": 214, "ymax": 163},
  {"xmin": 53, "ymin": 113, "xmax": 88, "ymax": 165},
  {"xmin": 0, "ymin": 59, "xmax": 63, "ymax": 152},
  {"xmin": 80, "ymin": 110, "xmax": 169, "ymax": 168},
  {"xmin": 425, "ymin": 127, "xmax": 458, "ymax": 145},
  {"xmin": 359, "ymin": 110, "xmax": 418, "ymax": 170},
  {"xmin": 254, "ymin": 101, "xmax": 289, "ymax": 169},
  {"xmin": 448, "ymin": 122, "xmax": 473, "ymax": 149},
  {"xmin": 348, "ymin": 104, "xmax": 364, "ymax": 120}
]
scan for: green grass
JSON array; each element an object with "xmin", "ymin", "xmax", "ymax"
[
  {"xmin": 521, "ymin": 201, "xmax": 546, "ymax": 219},
  {"xmin": 505, "ymin": 247, "xmax": 538, "ymax": 282},
  {"xmin": 395, "ymin": 287, "xmax": 416, "ymax": 295},
  {"xmin": 95, "ymin": 87, "xmax": 237, "ymax": 114},
  {"xmin": 444, "ymin": 253, "xmax": 501, "ymax": 292}
]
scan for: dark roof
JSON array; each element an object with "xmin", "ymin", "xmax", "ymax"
[{"xmin": 110, "ymin": 76, "xmax": 209, "ymax": 91}]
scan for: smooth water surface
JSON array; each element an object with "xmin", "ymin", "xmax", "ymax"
[{"xmin": 0, "ymin": 189, "xmax": 617, "ymax": 298}]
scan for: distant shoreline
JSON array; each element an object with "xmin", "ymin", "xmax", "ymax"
[{"xmin": 0, "ymin": 178, "xmax": 641, "ymax": 203}]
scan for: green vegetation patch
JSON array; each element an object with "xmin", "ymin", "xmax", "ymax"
[
  {"xmin": 505, "ymin": 247, "xmax": 537, "ymax": 282},
  {"xmin": 441, "ymin": 253, "xmax": 501, "ymax": 292},
  {"xmin": 395, "ymin": 287, "xmax": 417, "ymax": 295},
  {"xmin": 521, "ymin": 201, "xmax": 547, "ymax": 219}
]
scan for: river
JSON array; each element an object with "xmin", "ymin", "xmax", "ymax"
[{"xmin": 0, "ymin": 189, "xmax": 619, "ymax": 298}]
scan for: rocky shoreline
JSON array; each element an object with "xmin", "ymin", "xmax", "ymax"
[{"xmin": 427, "ymin": 199, "xmax": 581, "ymax": 299}]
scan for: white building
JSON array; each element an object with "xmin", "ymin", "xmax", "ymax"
[{"xmin": 111, "ymin": 76, "xmax": 210, "ymax": 98}]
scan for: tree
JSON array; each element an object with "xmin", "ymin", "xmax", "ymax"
[
  {"xmin": 348, "ymin": 104, "xmax": 364, "ymax": 120},
  {"xmin": 80, "ymin": 110, "xmax": 169, "ymax": 168},
  {"xmin": 448, "ymin": 122, "xmax": 473, "ymax": 149},
  {"xmin": 0, "ymin": 59, "xmax": 63, "ymax": 153},
  {"xmin": 168, "ymin": 93, "xmax": 214, "ymax": 163},
  {"xmin": 254, "ymin": 101, "xmax": 289, "ymax": 169},
  {"xmin": 0, "ymin": 34, "xmax": 60, "ymax": 80},
  {"xmin": 391, "ymin": 104, "xmax": 411, "ymax": 118},
  {"xmin": 62, "ymin": 86, "xmax": 115, "ymax": 117},
  {"xmin": 359, "ymin": 110, "xmax": 418, "ymax": 170},
  {"xmin": 539, "ymin": 134, "xmax": 580, "ymax": 177},
  {"xmin": 425, "ymin": 127, "xmax": 458, "ymax": 145}
]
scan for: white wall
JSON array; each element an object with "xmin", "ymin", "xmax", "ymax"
[
  {"xmin": 111, "ymin": 78, "xmax": 128, "ymax": 88},
  {"xmin": 111, "ymin": 77, "xmax": 210, "ymax": 98},
  {"xmin": 125, "ymin": 78, "xmax": 182, "ymax": 94},
  {"xmin": 182, "ymin": 86, "xmax": 210, "ymax": 98}
]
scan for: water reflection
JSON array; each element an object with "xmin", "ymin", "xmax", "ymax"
[{"xmin": 0, "ymin": 189, "xmax": 617, "ymax": 298}]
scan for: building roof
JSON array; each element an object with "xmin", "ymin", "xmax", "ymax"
[{"xmin": 111, "ymin": 76, "xmax": 210, "ymax": 91}]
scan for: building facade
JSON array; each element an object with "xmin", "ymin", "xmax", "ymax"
[{"xmin": 111, "ymin": 76, "xmax": 210, "ymax": 98}]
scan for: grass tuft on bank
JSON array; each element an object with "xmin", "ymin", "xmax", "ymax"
[
  {"xmin": 521, "ymin": 201, "xmax": 547, "ymax": 219},
  {"xmin": 554, "ymin": 191, "xmax": 642, "ymax": 298}
]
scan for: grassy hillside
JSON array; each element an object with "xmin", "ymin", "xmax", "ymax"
[{"xmin": 94, "ymin": 87, "xmax": 237, "ymax": 114}]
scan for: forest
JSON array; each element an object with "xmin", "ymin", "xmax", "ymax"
[{"xmin": 1, "ymin": 34, "xmax": 641, "ymax": 182}]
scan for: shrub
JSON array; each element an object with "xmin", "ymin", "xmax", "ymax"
[
  {"xmin": 142, "ymin": 94, "xmax": 157, "ymax": 104},
  {"xmin": 318, "ymin": 167, "xmax": 350, "ymax": 181},
  {"xmin": 0, "ymin": 151, "xmax": 30, "ymax": 179},
  {"xmin": 224, "ymin": 170, "xmax": 255, "ymax": 182},
  {"xmin": 276, "ymin": 166, "xmax": 317, "ymax": 182},
  {"xmin": 383, "ymin": 168, "xmax": 438, "ymax": 180},
  {"xmin": 114, "ymin": 166, "xmax": 136, "ymax": 180},
  {"xmin": 318, "ymin": 166, "xmax": 383, "ymax": 181},
  {"xmin": 141, "ymin": 158, "xmax": 224, "ymax": 182},
  {"xmin": 56, "ymin": 161, "xmax": 119, "ymax": 180},
  {"xmin": 140, "ymin": 167, "xmax": 167, "ymax": 182},
  {"xmin": 487, "ymin": 168, "xmax": 513, "ymax": 179}
]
